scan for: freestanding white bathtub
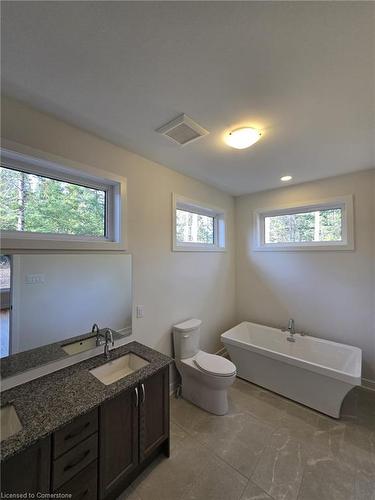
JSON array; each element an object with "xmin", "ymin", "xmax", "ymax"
[{"xmin": 221, "ymin": 322, "xmax": 362, "ymax": 418}]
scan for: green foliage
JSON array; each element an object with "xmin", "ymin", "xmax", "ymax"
[
  {"xmin": 0, "ymin": 167, "xmax": 105, "ymax": 236},
  {"xmin": 176, "ymin": 209, "xmax": 214, "ymax": 244},
  {"xmin": 319, "ymin": 208, "xmax": 341, "ymax": 241},
  {"xmin": 266, "ymin": 209, "xmax": 342, "ymax": 243}
]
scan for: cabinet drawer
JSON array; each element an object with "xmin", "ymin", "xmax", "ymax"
[
  {"xmin": 53, "ymin": 408, "xmax": 98, "ymax": 458},
  {"xmin": 56, "ymin": 460, "xmax": 98, "ymax": 500},
  {"xmin": 52, "ymin": 433, "xmax": 98, "ymax": 490}
]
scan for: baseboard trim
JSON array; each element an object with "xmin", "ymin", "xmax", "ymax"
[
  {"xmin": 361, "ymin": 378, "xmax": 375, "ymax": 391},
  {"xmin": 169, "ymin": 379, "xmax": 179, "ymax": 396},
  {"xmin": 215, "ymin": 347, "xmax": 228, "ymax": 358}
]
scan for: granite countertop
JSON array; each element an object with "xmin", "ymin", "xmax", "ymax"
[
  {"xmin": 0, "ymin": 328, "xmax": 130, "ymax": 379},
  {"xmin": 0, "ymin": 341, "xmax": 172, "ymax": 462}
]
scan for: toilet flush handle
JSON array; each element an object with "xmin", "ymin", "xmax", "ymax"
[{"xmin": 183, "ymin": 334, "xmax": 190, "ymax": 338}]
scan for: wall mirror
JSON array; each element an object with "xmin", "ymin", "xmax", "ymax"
[{"xmin": 0, "ymin": 253, "xmax": 132, "ymax": 379}]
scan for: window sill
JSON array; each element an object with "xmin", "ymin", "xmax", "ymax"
[
  {"xmin": 173, "ymin": 244, "xmax": 226, "ymax": 253},
  {"xmin": 1, "ymin": 234, "xmax": 126, "ymax": 252},
  {"xmin": 253, "ymin": 242, "xmax": 354, "ymax": 252}
]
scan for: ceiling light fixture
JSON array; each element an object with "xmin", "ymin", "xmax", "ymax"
[
  {"xmin": 224, "ymin": 127, "xmax": 261, "ymax": 149},
  {"xmin": 280, "ymin": 175, "xmax": 293, "ymax": 182}
]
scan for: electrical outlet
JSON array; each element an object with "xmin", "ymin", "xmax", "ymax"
[
  {"xmin": 136, "ymin": 305, "xmax": 144, "ymax": 319},
  {"xmin": 25, "ymin": 273, "xmax": 45, "ymax": 284}
]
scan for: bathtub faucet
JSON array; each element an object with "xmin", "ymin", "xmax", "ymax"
[{"xmin": 284, "ymin": 318, "xmax": 296, "ymax": 342}]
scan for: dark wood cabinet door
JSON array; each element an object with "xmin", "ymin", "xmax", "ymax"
[
  {"xmin": 139, "ymin": 366, "xmax": 169, "ymax": 461},
  {"xmin": 1, "ymin": 436, "xmax": 51, "ymax": 494},
  {"xmin": 99, "ymin": 387, "xmax": 139, "ymax": 499}
]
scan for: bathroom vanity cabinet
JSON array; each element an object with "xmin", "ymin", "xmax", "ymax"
[
  {"xmin": 1, "ymin": 437, "xmax": 51, "ymax": 494},
  {"xmin": 1, "ymin": 366, "xmax": 170, "ymax": 500},
  {"xmin": 100, "ymin": 366, "xmax": 169, "ymax": 499}
]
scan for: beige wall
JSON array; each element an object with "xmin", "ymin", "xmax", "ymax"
[
  {"xmin": 1, "ymin": 97, "xmax": 236, "ymax": 367},
  {"xmin": 12, "ymin": 254, "xmax": 132, "ymax": 352},
  {"xmin": 2, "ymin": 97, "xmax": 374, "ymax": 384},
  {"xmin": 235, "ymin": 170, "xmax": 375, "ymax": 381}
]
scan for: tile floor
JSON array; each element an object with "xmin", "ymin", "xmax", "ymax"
[{"xmin": 118, "ymin": 378, "xmax": 375, "ymax": 500}]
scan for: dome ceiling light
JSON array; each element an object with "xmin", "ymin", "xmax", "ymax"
[{"xmin": 224, "ymin": 127, "xmax": 261, "ymax": 149}]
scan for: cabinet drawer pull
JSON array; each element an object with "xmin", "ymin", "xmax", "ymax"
[
  {"xmin": 63, "ymin": 450, "xmax": 90, "ymax": 471},
  {"xmin": 141, "ymin": 383, "xmax": 145, "ymax": 404},
  {"xmin": 134, "ymin": 387, "xmax": 139, "ymax": 407},
  {"xmin": 64, "ymin": 422, "xmax": 90, "ymax": 441}
]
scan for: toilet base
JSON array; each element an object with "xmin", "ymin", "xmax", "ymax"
[
  {"xmin": 182, "ymin": 384, "xmax": 228, "ymax": 415},
  {"xmin": 180, "ymin": 370, "xmax": 236, "ymax": 415}
]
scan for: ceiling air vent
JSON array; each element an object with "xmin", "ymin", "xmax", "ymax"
[{"xmin": 156, "ymin": 114, "xmax": 209, "ymax": 146}]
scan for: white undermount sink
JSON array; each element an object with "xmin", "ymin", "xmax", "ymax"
[
  {"xmin": 0, "ymin": 405, "xmax": 23, "ymax": 442},
  {"xmin": 62, "ymin": 336, "xmax": 99, "ymax": 355},
  {"xmin": 89, "ymin": 353, "xmax": 149, "ymax": 385}
]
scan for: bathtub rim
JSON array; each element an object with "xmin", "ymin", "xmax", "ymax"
[{"xmin": 221, "ymin": 321, "xmax": 362, "ymax": 386}]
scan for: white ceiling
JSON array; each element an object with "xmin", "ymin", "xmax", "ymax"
[{"xmin": 2, "ymin": 1, "xmax": 374, "ymax": 195}]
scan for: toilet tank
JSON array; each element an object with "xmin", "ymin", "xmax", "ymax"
[{"xmin": 173, "ymin": 319, "xmax": 202, "ymax": 359}]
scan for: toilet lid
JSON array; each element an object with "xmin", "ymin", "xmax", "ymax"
[{"xmin": 194, "ymin": 352, "xmax": 236, "ymax": 377}]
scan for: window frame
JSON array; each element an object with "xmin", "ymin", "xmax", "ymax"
[
  {"xmin": 0, "ymin": 142, "xmax": 127, "ymax": 251},
  {"xmin": 172, "ymin": 194, "xmax": 226, "ymax": 252},
  {"xmin": 253, "ymin": 195, "xmax": 354, "ymax": 251}
]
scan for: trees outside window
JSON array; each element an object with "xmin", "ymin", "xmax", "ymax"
[
  {"xmin": 176, "ymin": 209, "xmax": 214, "ymax": 245},
  {"xmin": 173, "ymin": 194, "xmax": 226, "ymax": 252},
  {"xmin": 254, "ymin": 196, "xmax": 353, "ymax": 251},
  {"xmin": 0, "ymin": 167, "xmax": 105, "ymax": 237},
  {"xmin": 265, "ymin": 208, "xmax": 342, "ymax": 244}
]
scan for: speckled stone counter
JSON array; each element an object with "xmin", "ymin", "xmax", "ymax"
[
  {"xmin": 0, "ymin": 329, "xmax": 129, "ymax": 379},
  {"xmin": 0, "ymin": 342, "xmax": 172, "ymax": 462}
]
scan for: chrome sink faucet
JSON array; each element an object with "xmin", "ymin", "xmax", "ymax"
[
  {"xmin": 104, "ymin": 328, "xmax": 115, "ymax": 359},
  {"xmin": 92, "ymin": 323, "xmax": 105, "ymax": 346},
  {"xmin": 283, "ymin": 318, "xmax": 296, "ymax": 342}
]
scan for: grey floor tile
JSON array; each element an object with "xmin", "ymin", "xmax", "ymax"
[
  {"xmin": 118, "ymin": 380, "xmax": 375, "ymax": 500},
  {"xmin": 230, "ymin": 380, "xmax": 288, "ymax": 428},
  {"xmin": 180, "ymin": 448, "xmax": 247, "ymax": 500},
  {"xmin": 117, "ymin": 484, "xmax": 142, "ymax": 500},
  {"xmin": 298, "ymin": 416, "xmax": 375, "ymax": 476},
  {"xmin": 251, "ymin": 428, "xmax": 306, "ymax": 500},
  {"xmin": 353, "ymin": 470, "xmax": 375, "ymax": 500},
  {"xmin": 170, "ymin": 395, "xmax": 209, "ymax": 433},
  {"xmin": 241, "ymin": 480, "xmax": 272, "ymax": 500},
  {"xmin": 297, "ymin": 457, "xmax": 356, "ymax": 500},
  {"xmin": 170, "ymin": 419, "xmax": 192, "ymax": 451},
  {"xmin": 122, "ymin": 427, "xmax": 246, "ymax": 500},
  {"xmin": 190, "ymin": 409, "xmax": 273, "ymax": 478},
  {"xmin": 131, "ymin": 437, "xmax": 204, "ymax": 500}
]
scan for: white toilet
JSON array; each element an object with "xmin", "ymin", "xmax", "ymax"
[{"xmin": 173, "ymin": 319, "xmax": 236, "ymax": 415}]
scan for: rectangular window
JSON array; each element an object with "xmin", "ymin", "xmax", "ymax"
[
  {"xmin": 254, "ymin": 196, "xmax": 354, "ymax": 251},
  {"xmin": 0, "ymin": 167, "xmax": 106, "ymax": 237},
  {"xmin": 0, "ymin": 146, "xmax": 127, "ymax": 251},
  {"xmin": 173, "ymin": 194, "xmax": 226, "ymax": 251},
  {"xmin": 265, "ymin": 207, "xmax": 342, "ymax": 244},
  {"xmin": 176, "ymin": 209, "xmax": 214, "ymax": 245}
]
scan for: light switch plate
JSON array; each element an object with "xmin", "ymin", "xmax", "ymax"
[{"xmin": 136, "ymin": 305, "xmax": 144, "ymax": 318}]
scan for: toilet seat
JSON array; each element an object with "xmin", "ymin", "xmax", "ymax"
[{"xmin": 194, "ymin": 351, "xmax": 236, "ymax": 377}]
